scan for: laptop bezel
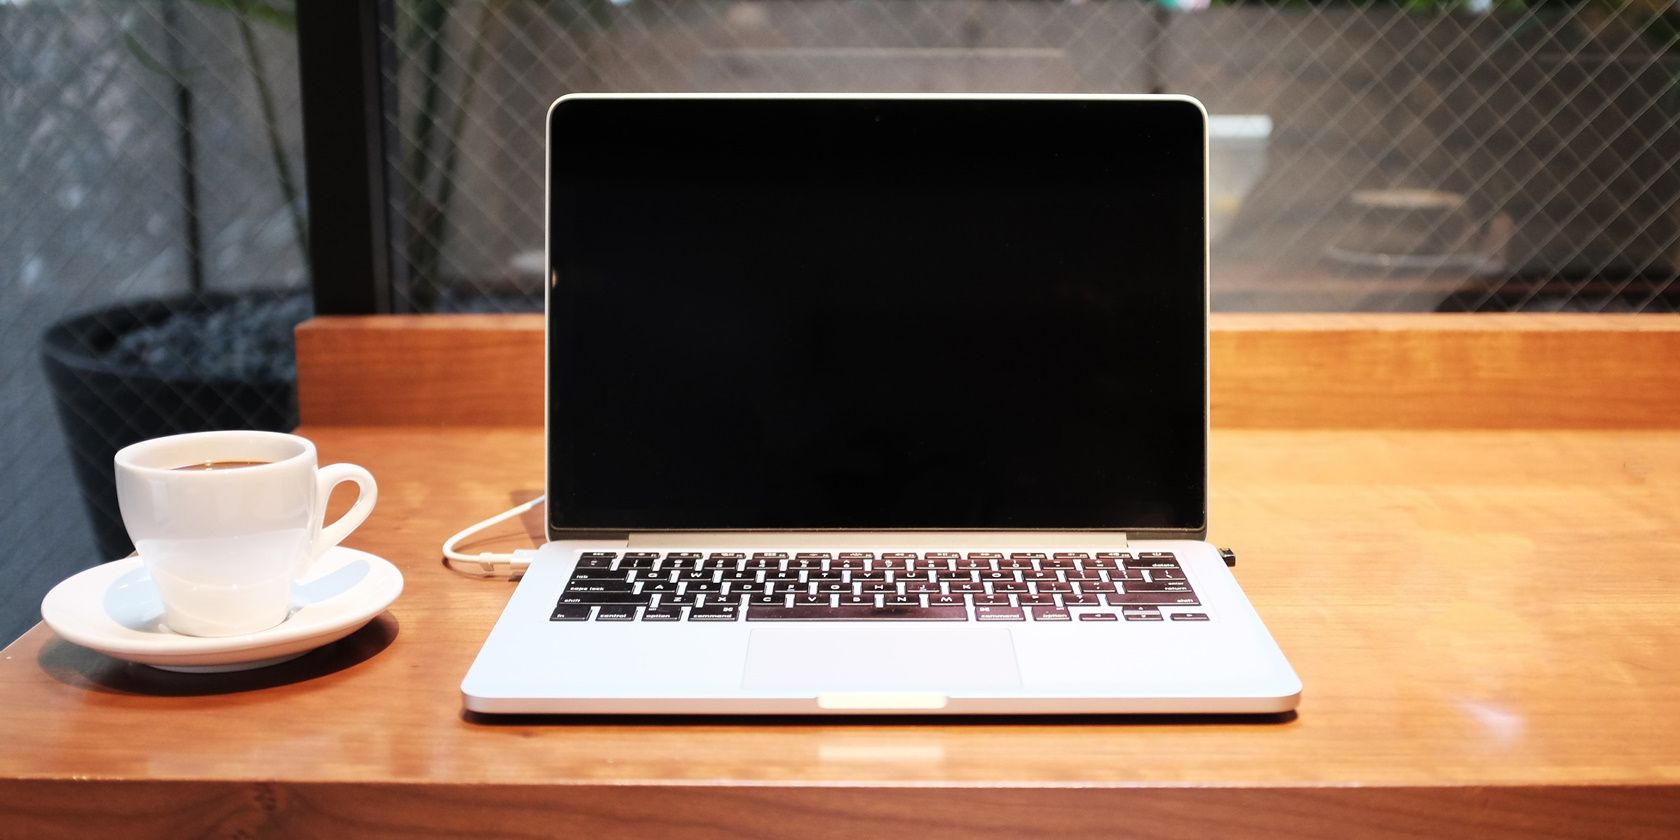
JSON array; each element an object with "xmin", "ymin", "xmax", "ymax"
[{"xmin": 543, "ymin": 92, "xmax": 1210, "ymax": 543}]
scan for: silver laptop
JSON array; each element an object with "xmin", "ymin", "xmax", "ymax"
[{"xmin": 462, "ymin": 93, "xmax": 1301, "ymax": 714}]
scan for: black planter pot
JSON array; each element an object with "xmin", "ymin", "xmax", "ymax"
[{"xmin": 40, "ymin": 292, "xmax": 305, "ymax": 560}]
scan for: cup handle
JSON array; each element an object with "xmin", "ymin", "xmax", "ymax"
[{"xmin": 304, "ymin": 463, "xmax": 378, "ymax": 580}]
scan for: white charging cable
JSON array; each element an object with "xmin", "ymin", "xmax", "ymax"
[{"xmin": 441, "ymin": 494, "xmax": 546, "ymax": 578}]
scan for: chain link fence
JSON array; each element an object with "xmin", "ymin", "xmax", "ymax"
[
  {"xmin": 2, "ymin": 0, "xmax": 307, "ymax": 643},
  {"xmin": 387, "ymin": 0, "xmax": 1679, "ymax": 314},
  {"xmin": 3, "ymin": 0, "xmax": 1677, "ymax": 643}
]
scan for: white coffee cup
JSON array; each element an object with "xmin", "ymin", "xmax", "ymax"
[{"xmin": 114, "ymin": 430, "xmax": 377, "ymax": 637}]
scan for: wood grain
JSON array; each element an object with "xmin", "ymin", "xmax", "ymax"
[
  {"xmin": 296, "ymin": 314, "xmax": 544, "ymax": 426},
  {"xmin": 1, "ymin": 782, "xmax": 1675, "ymax": 840},
  {"xmin": 295, "ymin": 313, "xmax": 1680, "ymax": 428},
  {"xmin": 3, "ymin": 425, "xmax": 1679, "ymax": 836}
]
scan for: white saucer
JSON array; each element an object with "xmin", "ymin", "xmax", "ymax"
[{"xmin": 41, "ymin": 547, "xmax": 404, "ymax": 673}]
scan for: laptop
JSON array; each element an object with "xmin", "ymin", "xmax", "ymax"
[{"xmin": 461, "ymin": 93, "xmax": 1301, "ymax": 714}]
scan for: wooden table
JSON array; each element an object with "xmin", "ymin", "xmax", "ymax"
[{"xmin": 3, "ymin": 315, "xmax": 1679, "ymax": 838}]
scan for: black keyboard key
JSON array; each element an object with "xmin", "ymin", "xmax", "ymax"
[
  {"xmin": 749, "ymin": 594, "xmax": 787, "ymax": 607},
  {"xmin": 839, "ymin": 594, "xmax": 874, "ymax": 607},
  {"xmin": 1152, "ymin": 568, "xmax": 1186, "ymax": 580},
  {"xmin": 666, "ymin": 552, "xmax": 702, "ymax": 560},
  {"xmin": 1031, "ymin": 607, "xmax": 1071, "ymax": 621},
  {"xmin": 1108, "ymin": 593, "xmax": 1200, "ymax": 607},
  {"xmin": 720, "ymin": 571, "xmax": 760, "ymax": 583},
  {"xmin": 1126, "ymin": 553, "xmax": 1180, "ymax": 570},
  {"xmin": 807, "ymin": 570, "xmax": 846, "ymax": 583},
  {"xmin": 1062, "ymin": 594, "xmax": 1101, "ymax": 607},
  {"xmin": 793, "ymin": 594, "xmax": 831, "ymax": 607},
  {"xmin": 1171, "ymin": 612, "xmax": 1211, "ymax": 621},
  {"xmin": 1081, "ymin": 581, "xmax": 1119, "ymax": 594},
  {"xmin": 707, "ymin": 552, "xmax": 745, "ymax": 560},
  {"xmin": 1018, "ymin": 594, "xmax": 1057, "ymax": 607},
  {"xmin": 747, "ymin": 605, "xmax": 967, "ymax": 621},
  {"xmin": 954, "ymin": 557, "xmax": 993, "ymax": 570},
  {"xmin": 980, "ymin": 570, "xmax": 1016, "ymax": 582},
  {"xmin": 903, "ymin": 581, "xmax": 942, "ymax": 594},
  {"xmin": 998, "ymin": 557, "xmax": 1035, "ymax": 570},
  {"xmin": 676, "ymin": 570, "xmax": 715, "ymax": 582},
  {"xmin": 860, "ymin": 581, "xmax": 895, "ymax": 594},
  {"xmin": 975, "ymin": 605, "xmax": 1026, "ymax": 621},
  {"xmin": 834, "ymin": 558, "xmax": 869, "ymax": 570},
  {"xmin": 1125, "ymin": 610, "xmax": 1165, "ymax": 622},
  {"xmin": 788, "ymin": 558, "xmax": 824, "ymax": 570},
  {"xmin": 936, "ymin": 570, "xmax": 975, "ymax": 582},
  {"xmin": 929, "ymin": 594, "xmax": 965, "ymax": 607},
  {"xmin": 1022, "ymin": 570, "xmax": 1060, "ymax": 581},
  {"xmin": 577, "ymin": 554, "xmax": 616, "ymax": 569},
  {"xmin": 550, "ymin": 605, "xmax": 592, "ymax": 621},
  {"xmin": 729, "ymin": 581, "xmax": 767, "ymax": 594},
  {"xmin": 596, "ymin": 604, "xmax": 638, "ymax": 621},
  {"xmin": 619, "ymin": 555, "xmax": 657, "ymax": 569},
  {"xmin": 571, "ymin": 568, "xmax": 632, "ymax": 581},
  {"xmin": 660, "ymin": 593, "xmax": 699, "ymax": 607},
  {"xmin": 1082, "ymin": 558, "xmax": 1118, "ymax": 570},
  {"xmin": 1079, "ymin": 612, "xmax": 1119, "ymax": 621},
  {"xmin": 566, "ymin": 580, "xmax": 635, "ymax": 593},
  {"xmin": 1124, "ymin": 581, "xmax": 1194, "ymax": 593},
  {"xmin": 884, "ymin": 594, "xmax": 920, "ymax": 607},
  {"xmin": 743, "ymin": 557, "xmax": 778, "ymax": 570},
  {"xmin": 991, "ymin": 581, "xmax": 1029, "ymax": 593},
  {"xmin": 639, "ymin": 581, "xmax": 679, "ymax": 594},
  {"xmin": 815, "ymin": 582, "xmax": 849, "ymax": 594},
  {"xmin": 557, "ymin": 592, "xmax": 653, "ymax": 606},
  {"xmin": 1037, "ymin": 581, "xmax": 1074, "ymax": 593},
  {"xmin": 642, "ymin": 606, "xmax": 683, "ymax": 621},
  {"xmin": 684, "ymin": 581, "xmax": 722, "ymax": 593},
  {"xmin": 974, "ymin": 594, "xmax": 1013, "ymax": 606},
  {"xmin": 690, "ymin": 604, "xmax": 741, "ymax": 621}
]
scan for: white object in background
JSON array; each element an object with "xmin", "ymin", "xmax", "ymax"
[
  {"xmin": 41, "ymin": 547, "xmax": 403, "ymax": 672},
  {"xmin": 1207, "ymin": 114, "xmax": 1272, "ymax": 244},
  {"xmin": 114, "ymin": 430, "xmax": 377, "ymax": 637}
]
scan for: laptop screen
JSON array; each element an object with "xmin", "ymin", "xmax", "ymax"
[{"xmin": 548, "ymin": 95, "xmax": 1206, "ymax": 534}]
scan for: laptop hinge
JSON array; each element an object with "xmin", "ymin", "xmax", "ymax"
[{"xmin": 625, "ymin": 532, "xmax": 1130, "ymax": 550}]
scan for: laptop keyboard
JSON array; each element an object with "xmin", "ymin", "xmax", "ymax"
[{"xmin": 550, "ymin": 551, "xmax": 1205, "ymax": 623}]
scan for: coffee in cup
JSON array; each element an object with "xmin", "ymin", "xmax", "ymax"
[{"xmin": 114, "ymin": 431, "xmax": 377, "ymax": 637}]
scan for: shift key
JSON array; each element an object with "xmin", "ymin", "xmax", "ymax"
[{"xmin": 557, "ymin": 591, "xmax": 653, "ymax": 606}]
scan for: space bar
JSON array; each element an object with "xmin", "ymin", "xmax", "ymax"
[{"xmin": 746, "ymin": 605, "xmax": 969, "ymax": 621}]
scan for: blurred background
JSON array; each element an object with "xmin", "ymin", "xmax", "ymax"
[{"xmin": 3, "ymin": 0, "xmax": 1678, "ymax": 644}]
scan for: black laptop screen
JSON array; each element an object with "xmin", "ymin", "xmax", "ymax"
[{"xmin": 548, "ymin": 96, "xmax": 1207, "ymax": 533}]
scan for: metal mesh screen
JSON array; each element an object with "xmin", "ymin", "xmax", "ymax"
[
  {"xmin": 1, "ymin": 0, "xmax": 307, "ymax": 643},
  {"xmin": 384, "ymin": 0, "xmax": 1680, "ymax": 314}
]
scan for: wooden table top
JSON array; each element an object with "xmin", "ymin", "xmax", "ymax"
[{"xmin": 4, "ymin": 423, "xmax": 1679, "ymax": 837}]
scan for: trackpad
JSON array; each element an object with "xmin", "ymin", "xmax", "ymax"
[{"xmin": 742, "ymin": 629, "xmax": 1022, "ymax": 691}]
